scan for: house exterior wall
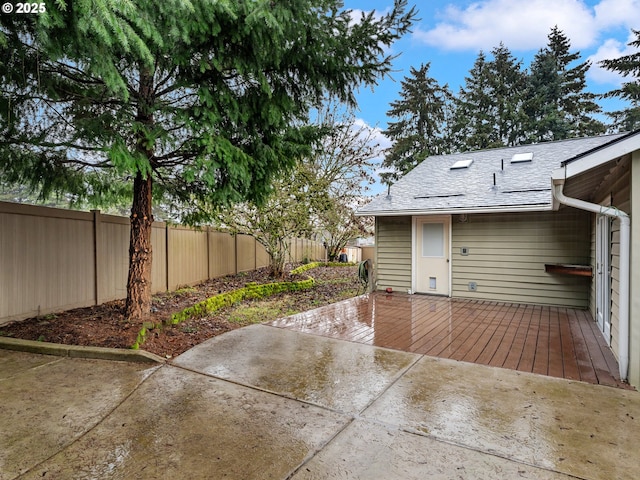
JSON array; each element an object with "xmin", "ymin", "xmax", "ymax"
[
  {"xmin": 374, "ymin": 210, "xmax": 591, "ymax": 307},
  {"xmin": 450, "ymin": 210, "xmax": 591, "ymax": 307},
  {"xmin": 375, "ymin": 216, "xmax": 412, "ymax": 291},
  {"xmin": 589, "ymin": 155, "xmax": 631, "ymax": 360}
]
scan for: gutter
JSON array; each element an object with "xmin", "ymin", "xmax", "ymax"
[
  {"xmin": 552, "ymin": 179, "xmax": 630, "ymax": 381},
  {"xmin": 355, "ymin": 204, "xmax": 552, "ymax": 217}
]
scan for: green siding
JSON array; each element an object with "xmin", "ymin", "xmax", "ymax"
[
  {"xmin": 375, "ymin": 216, "xmax": 412, "ymax": 291},
  {"xmin": 590, "ymin": 155, "xmax": 632, "ymax": 362},
  {"xmin": 451, "ymin": 210, "xmax": 591, "ymax": 307},
  {"xmin": 609, "ymin": 164, "xmax": 631, "ymax": 360}
]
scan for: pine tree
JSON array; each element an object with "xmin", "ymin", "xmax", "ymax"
[
  {"xmin": 600, "ymin": 29, "xmax": 640, "ymax": 132},
  {"xmin": 452, "ymin": 52, "xmax": 495, "ymax": 151},
  {"xmin": 0, "ymin": 0, "xmax": 416, "ymax": 320},
  {"xmin": 453, "ymin": 46, "xmax": 526, "ymax": 151},
  {"xmin": 487, "ymin": 43, "xmax": 528, "ymax": 146},
  {"xmin": 524, "ymin": 48, "xmax": 567, "ymax": 142},
  {"xmin": 381, "ymin": 63, "xmax": 452, "ymax": 183},
  {"xmin": 525, "ymin": 27, "xmax": 605, "ymax": 142},
  {"xmin": 548, "ymin": 27, "xmax": 605, "ymax": 137}
]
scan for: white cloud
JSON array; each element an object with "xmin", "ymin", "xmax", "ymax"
[
  {"xmin": 353, "ymin": 118, "xmax": 392, "ymax": 150},
  {"xmin": 587, "ymin": 32, "xmax": 637, "ymax": 85},
  {"xmin": 593, "ymin": 0, "xmax": 640, "ymax": 30},
  {"xmin": 415, "ymin": 0, "xmax": 598, "ymax": 51}
]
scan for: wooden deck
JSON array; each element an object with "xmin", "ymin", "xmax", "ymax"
[{"xmin": 268, "ymin": 292, "xmax": 631, "ymax": 389}]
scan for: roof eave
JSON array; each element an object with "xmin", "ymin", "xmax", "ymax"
[{"xmin": 554, "ymin": 130, "xmax": 640, "ymax": 180}]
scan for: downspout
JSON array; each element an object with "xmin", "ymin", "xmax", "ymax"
[{"xmin": 552, "ymin": 180, "xmax": 630, "ymax": 381}]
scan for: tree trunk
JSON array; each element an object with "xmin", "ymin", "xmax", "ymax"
[
  {"xmin": 328, "ymin": 245, "xmax": 340, "ymax": 262},
  {"xmin": 125, "ymin": 67, "xmax": 155, "ymax": 321},
  {"xmin": 124, "ymin": 172, "xmax": 154, "ymax": 320}
]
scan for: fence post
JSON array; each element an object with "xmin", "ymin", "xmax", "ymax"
[
  {"xmin": 234, "ymin": 233, "xmax": 238, "ymax": 275},
  {"xmin": 165, "ymin": 224, "xmax": 170, "ymax": 292},
  {"xmin": 206, "ymin": 227, "xmax": 211, "ymax": 280},
  {"xmin": 91, "ymin": 210, "xmax": 101, "ymax": 306}
]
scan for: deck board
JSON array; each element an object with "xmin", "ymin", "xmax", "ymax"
[{"xmin": 268, "ymin": 292, "xmax": 631, "ymax": 389}]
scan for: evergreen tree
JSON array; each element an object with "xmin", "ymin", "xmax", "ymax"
[
  {"xmin": 453, "ymin": 46, "xmax": 526, "ymax": 151},
  {"xmin": 381, "ymin": 63, "xmax": 452, "ymax": 183},
  {"xmin": 600, "ymin": 29, "xmax": 640, "ymax": 132},
  {"xmin": 487, "ymin": 43, "xmax": 528, "ymax": 146},
  {"xmin": 524, "ymin": 47, "xmax": 567, "ymax": 142},
  {"xmin": 0, "ymin": 0, "xmax": 416, "ymax": 320},
  {"xmin": 452, "ymin": 51, "xmax": 494, "ymax": 151},
  {"xmin": 548, "ymin": 27, "xmax": 605, "ymax": 137},
  {"xmin": 525, "ymin": 27, "xmax": 605, "ymax": 142}
]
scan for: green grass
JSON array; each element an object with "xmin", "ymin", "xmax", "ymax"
[
  {"xmin": 131, "ymin": 276, "xmax": 315, "ymax": 349},
  {"xmin": 175, "ymin": 286, "xmax": 197, "ymax": 295},
  {"xmin": 338, "ymin": 287, "xmax": 360, "ymax": 299},
  {"xmin": 131, "ymin": 263, "xmax": 359, "ymax": 350},
  {"xmin": 229, "ymin": 298, "xmax": 300, "ymax": 325}
]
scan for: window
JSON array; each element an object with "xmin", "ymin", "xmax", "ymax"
[{"xmin": 422, "ymin": 223, "xmax": 444, "ymax": 257}]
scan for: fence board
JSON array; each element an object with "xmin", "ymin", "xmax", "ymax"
[
  {"xmin": 209, "ymin": 230, "xmax": 236, "ymax": 278},
  {"xmin": 256, "ymin": 241, "xmax": 270, "ymax": 268},
  {"xmin": 236, "ymin": 234, "xmax": 257, "ymax": 273},
  {"xmin": 1, "ymin": 208, "xmax": 95, "ymax": 322},
  {"xmin": 167, "ymin": 226, "xmax": 209, "ymax": 291},
  {"xmin": 151, "ymin": 223, "xmax": 168, "ymax": 294},
  {"xmin": 97, "ymin": 214, "xmax": 130, "ymax": 302},
  {"xmin": 0, "ymin": 201, "xmax": 326, "ymax": 324}
]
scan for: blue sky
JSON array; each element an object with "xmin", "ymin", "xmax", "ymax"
[{"xmin": 342, "ymin": 0, "xmax": 639, "ymax": 193}]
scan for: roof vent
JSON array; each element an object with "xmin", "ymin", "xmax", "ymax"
[
  {"xmin": 501, "ymin": 188, "xmax": 550, "ymax": 194},
  {"xmin": 511, "ymin": 152, "xmax": 533, "ymax": 164},
  {"xmin": 450, "ymin": 159, "xmax": 473, "ymax": 170},
  {"xmin": 415, "ymin": 193, "xmax": 464, "ymax": 199}
]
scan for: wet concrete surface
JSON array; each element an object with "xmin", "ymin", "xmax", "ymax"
[
  {"xmin": 2, "ymin": 326, "xmax": 639, "ymax": 479},
  {"xmin": 0, "ymin": 352, "xmax": 159, "ymax": 479},
  {"xmin": 17, "ymin": 367, "xmax": 349, "ymax": 480},
  {"xmin": 173, "ymin": 325, "xmax": 419, "ymax": 413},
  {"xmin": 362, "ymin": 356, "xmax": 640, "ymax": 480},
  {"xmin": 291, "ymin": 420, "xmax": 574, "ymax": 480}
]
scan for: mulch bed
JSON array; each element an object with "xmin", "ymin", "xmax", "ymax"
[{"xmin": 0, "ymin": 265, "xmax": 360, "ymax": 359}]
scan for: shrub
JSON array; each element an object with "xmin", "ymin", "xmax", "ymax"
[{"xmin": 131, "ymin": 276, "xmax": 314, "ymax": 349}]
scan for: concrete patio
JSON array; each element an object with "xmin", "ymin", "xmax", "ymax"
[{"xmin": 2, "ymin": 322, "xmax": 639, "ymax": 479}]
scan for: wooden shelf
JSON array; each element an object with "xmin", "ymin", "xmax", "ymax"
[{"xmin": 544, "ymin": 264, "xmax": 592, "ymax": 277}]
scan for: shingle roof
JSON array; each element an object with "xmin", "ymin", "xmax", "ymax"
[{"xmin": 359, "ymin": 134, "xmax": 626, "ymax": 216}]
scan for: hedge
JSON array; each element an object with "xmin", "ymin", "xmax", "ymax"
[
  {"xmin": 131, "ymin": 276, "xmax": 315, "ymax": 350},
  {"xmin": 131, "ymin": 261, "xmax": 359, "ymax": 350}
]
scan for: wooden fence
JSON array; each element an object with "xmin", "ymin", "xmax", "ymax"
[{"xmin": 0, "ymin": 201, "xmax": 325, "ymax": 325}]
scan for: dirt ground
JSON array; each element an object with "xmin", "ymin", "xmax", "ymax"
[{"xmin": 0, "ymin": 264, "xmax": 361, "ymax": 359}]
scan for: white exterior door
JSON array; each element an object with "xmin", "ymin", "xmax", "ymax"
[
  {"xmin": 415, "ymin": 216, "xmax": 450, "ymax": 295},
  {"xmin": 596, "ymin": 215, "xmax": 611, "ymax": 344}
]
